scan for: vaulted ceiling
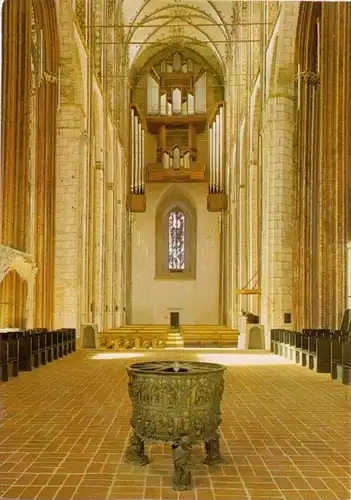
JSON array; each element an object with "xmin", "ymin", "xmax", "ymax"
[{"xmin": 118, "ymin": 0, "xmax": 235, "ymax": 78}]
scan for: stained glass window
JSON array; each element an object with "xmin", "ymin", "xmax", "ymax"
[{"xmin": 168, "ymin": 210, "xmax": 185, "ymax": 271}]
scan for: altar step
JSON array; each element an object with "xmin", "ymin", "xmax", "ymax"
[{"xmin": 165, "ymin": 327, "xmax": 184, "ymax": 348}]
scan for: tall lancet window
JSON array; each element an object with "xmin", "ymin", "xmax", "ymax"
[{"xmin": 168, "ymin": 210, "xmax": 185, "ymax": 271}]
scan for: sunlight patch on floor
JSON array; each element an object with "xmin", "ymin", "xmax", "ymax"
[
  {"xmin": 196, "ymin": 352, "xmax": 295, "ymax": 366},
  {"xmin": 91, "ymin": 352, "xmax": 145, "ymax": 360}
]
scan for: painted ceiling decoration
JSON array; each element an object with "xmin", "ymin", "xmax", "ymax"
[{"xmin": 115, "ymin": 0, "xmax": 235, "ymax": 79}]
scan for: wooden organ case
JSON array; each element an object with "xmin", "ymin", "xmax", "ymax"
[
  {"xmin": 145, "ymin": 53, "xmax": 207, "ymax": 184},
  {"xmin": 128, "ymin": 52, "xmax": 228, "ymax": 212}
]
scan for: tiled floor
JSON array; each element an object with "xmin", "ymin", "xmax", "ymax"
[{"xmin": 0, "ymin": 349, "xmax": 349, "ymax": 500}]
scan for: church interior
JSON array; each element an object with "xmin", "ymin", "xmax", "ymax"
[{"xmin": 0, "ymin": 0, "xmax": 350, "ymax": 499}]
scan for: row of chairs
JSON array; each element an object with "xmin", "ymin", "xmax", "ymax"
[
  {"xmin": 271, "ymin": 328, "xmax": 350, "ymax": 385},
  {"xmin": 0, "ymin": 328, "xmax": 76, "ymax": 383}
]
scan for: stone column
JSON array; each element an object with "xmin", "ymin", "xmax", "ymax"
[
  {"xmin": 26, "ymin": 279, "xmax": 35, "ymax": 329},
  {"xmin": 94, "ymin": 160, "xmax": 104, "ymax": 332},
  {"xmin": 248, "ymin": 160, "xmax": 259, "ymax": 315},
  {"xmin": 0, "ymin": 0, "xmax": 31, "ymax": 327},
  {"xmin": 238, "ymin": 120, "xmax": 248, "ymax": 314},
  {"xmin": 318, "ymin": 3, "xmax": 349, "ymax": 328},
  {"xmin": 261, "ymin": 96, "xmax": 295, "ymax": 347},
  {"xmin": 54, "ymin": 105, "xmax": 84, "ymax": 329},
  {"xmin": 78, "ymin": 132, "xmax": 89, "ymax": 326},
  {"xmin": 104, "ymin": 181, "xmax": 114, "ymax": 330},
  {"xmin": 113, "ymin": 143, "xmax": 124, "ymax": 327}
]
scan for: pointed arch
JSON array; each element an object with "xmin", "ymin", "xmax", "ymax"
[{"xmin": 155, "ymin": 187, "xmax": 196, "ymax": 279}]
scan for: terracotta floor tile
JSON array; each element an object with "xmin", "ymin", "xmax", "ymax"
[
  {"xmin": 274, "ymin": 478, "xmax": 295, "ymax": 489},
  {"xmin": 282, "ymin": 489, "xmax": 304, "ymax": 499},
  {"xmin": 19, "ymin": 485, "xmax": 43, "ymax": 498},
  {"xmin": 160, "ymin": 489, "xmax": 179, "ymax": 499},
  {"xmin": 143, "ymin": 486, "xmax": 161, "ymax": 499},
  {"xmin": 3, "ymin": 486, "xmax": 27, "ymax": 498},
  {"xmin": 54, "ymin": 486, "xmax": 77, "ymax": 499},
  {"xmin": 195, "ymin": 491, "xmax": 214, "ymax": 500},
  {"xmin": 247, "ymin": 489, "xmax": 283, "ymax": 498},
  {"xmin": 146, "ymin": 475, "xmax": 162, "ymax": 486},
  {"xmin": 37, "ymin": 486, "xmax": 61, "ymax": 499},
  {"xmin": 109, "ymin": 495, "xmax": 147, "ymax": 500},
  {"xmin": 178, "ymin": 491, "xmax": 196, "ymax": 500},
  {"xmin": 0, "ymin": 350, "xmax": 350, "ymax": 500}
]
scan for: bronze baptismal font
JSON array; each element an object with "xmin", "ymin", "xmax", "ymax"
[{"xmin": 124, "ymin": 360, "xmax": 226, "ymax": 490}]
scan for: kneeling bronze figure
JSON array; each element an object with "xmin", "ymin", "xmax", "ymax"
[{"xmin": 124, "ymin": 360, "xmax": 226, "ymax": 491}]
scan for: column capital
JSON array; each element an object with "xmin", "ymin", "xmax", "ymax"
[{"xmin": 43, "ymin": 71, "xmax": 58, "ymax": 84}]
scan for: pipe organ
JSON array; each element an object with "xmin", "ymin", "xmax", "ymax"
[
  {"xmin": 207, "ymin": 103, "xmax": 228, "ymax": 212},
  {"xmin": 147, "ymin": 72, "xmax": 159, "ymax": 115},
  {"xmin": 208, "ymin": 104, "xmax": 224, "ymax": 193},
  {"xmin": 129, "ymin": 51, "xmax": 226, "ymax": 211},
  {"xmin": 143, "ymin": 52, "xmax": 209, "ymax": 184},
  {"xmin": 146, "ymin": 53, "xmax": 206, "ymax": 117},
  {"xmin": 130, "ymin": 106, "xmax": 144, "ymax": 194},
  {"xmin": 194, "ymin": 71, "xmax": 206, "ymax": 114},
  {"xmin": 128, "ymin": 105, "xmax": 146, "ymax": 212}
]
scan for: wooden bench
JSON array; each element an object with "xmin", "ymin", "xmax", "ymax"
[
  {"xmin": 271, "ymin": 328, "xmax": 332, "ymax": 373},
  {"xmin": 0, "ymin": 328, "xmax": 77, "ymax": 381},
  {"xmin": 0, "ymin": 331, "xmax": 20, "ymax": 379},
  {"xmin": 182, "ymin": 326, "xmax": 238, "ymax": 348},
  {"xmin": 301, "ymin": 329, "xmax": 331, "ymax": 373},
  {"xmin": 182, "ymin": 330, "xmax": 221, "ymax": 347},
  {"xmin": 0, "ymin": 339, "xmax": 19, "ymax": 381},
  {"xmin": 103, "ymin": 327, "xmax": 168, "ymax": 350},
  {"xmin": 331, "ymin": 332, "xmax": 350, "ymax": 384}
]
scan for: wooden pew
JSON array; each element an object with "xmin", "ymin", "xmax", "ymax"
[
  {"xmin": 0, "ymin": 341, "xmax": 9, "ymax": 382},
  {"xmin": 0, "ymin": 331, "xmax": 20, "ymax": 379},
  {"xmin": 181, "ymin": 326, "xmax": 238, "ymax": 348},
  {"xmin": 271, "ymin": 328, "xmax": 332, "ymax": 372},
  {"xmin": 331, "ymin": 332, "xmax": 350, "ymax": 384},
  {"xmin": 181, "ymin": 329, "xmax": 221, "ymax": 347},
  {"xmin": 0, "ymin": 339, "xmax": 19, "ymax": 382},
  {"xmin": 103, "ymin": 326, "xmax": 168, "ymax": 350},
  {"xmin": 270, "ymin": 329, "xmax": 284, "ymax": 355},
  {"xmin": 302, "ymin": 329, "xmax": 331, "ymax": 373}
]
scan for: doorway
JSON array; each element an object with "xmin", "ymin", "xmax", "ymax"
[{"xmin": 170, "ymin": 312, "xmax": 180, "ymax": 328}]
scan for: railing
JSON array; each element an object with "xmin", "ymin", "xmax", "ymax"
[{"xmin": 145, "ymin": 163, "xmax": 207, "ymax": 183}]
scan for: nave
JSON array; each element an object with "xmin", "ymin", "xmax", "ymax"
[{"xmin": 0, "ymin": 349, "xmax": 349, "ymax": 500}]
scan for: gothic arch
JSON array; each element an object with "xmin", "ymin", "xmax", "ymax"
[
  {"xmin": 155, "ymin": 187, "xmax": 197, "ymax": 280},
  {"xmin": 268, "ymin": 3, "xmax": 300, "ymax": 96}
]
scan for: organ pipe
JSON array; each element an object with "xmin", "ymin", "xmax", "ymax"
[
  {"xmin": 131, "ymin": 108, "xmax": 135, "ymax": 193},
  {"xmin": 209, "ymin": 127, "xmax": 213, "ymax": 191},
  {"xmin": 216, "ymin": 114, "xmax": 220, "ymax": 192},
  {"xmin": 208, "ymin": 105, "xmax": 224, "ymax": 194},
  {"xmin": 219, "ymin": 105, "xmax": 224, "ymax": 191},
  {"xmin": 134, "ymin": 115, "xmax": 139, "ymax": 194},
  {"xmin": 138, "ymin": 122, "xmax": 142, "ymax": 192},
  {"xmin": 141, "ymin": 128, "xmax": 145, "ymax": 192},
  {"xmin": 213, "ymin": 120, "xmax": 217, "ymax": 192},
  {"xmin": 147, "ymin": 74, "xmax": 159, "ymax": 114},
  {"xmin": 195, "ymin": 72, "xmax": 206, "ymax": 113}
]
